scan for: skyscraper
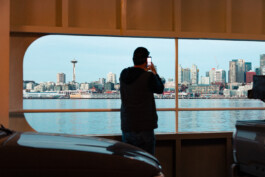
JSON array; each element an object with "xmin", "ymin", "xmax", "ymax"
[
  {"xmin": 245, "ymin": 62, "xmax": 252, "ymax": 72},
  {"xmin": 229, "ymin": 61, "xmax": 236, "ymax": 83},
  {"xmin": 191, "ymin": 64, "xmax": 199, "ymax": 85},
  {"xmin": 260, "ymin": 54, "xmax": 265, "ymax": 75},
  {"xmin": 229, "ymin": 59, "xmax": 245, "ymax": 83},
  {"xmin": 182, "ymin": 68, "xmax": 190, "ymax": 84},
  {"xmin": 107, "ymin": 72, "xmax": 117, "ymax": 84},
  {"xmin": 236, "ymin": 59, "xmax": 245, "ymax": 83},
  {"xmin": 215, "ymin": 69, "xmax": 226, "ymax": 83},
  {"xmin": 99, "ymin": 78, "xmax": 106, "ymax": 85},
  {"xmin": 57, "ymin": 73, "xmax": 66, "ymax": 84},
  {"xmin": 178, "ymin": 64, "xmax": 183, "ymax": 84},
  {"xmin": 209, "ymin": 68, "xmax": 216, "ymax": 84}
]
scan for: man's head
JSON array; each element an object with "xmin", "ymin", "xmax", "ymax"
[{"xmin": 133, "ymin": 47, "xmax": 150, "ymax": 65}]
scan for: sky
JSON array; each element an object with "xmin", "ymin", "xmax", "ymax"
[
  {"xmin": 23, "ymin": 35, "xmax": 175, "ymax": 83},
  {"xmin": 24, "ymin": 35, "xmax": 265, "ymax": 83}
]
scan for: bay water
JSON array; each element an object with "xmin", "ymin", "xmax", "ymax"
[{"xmin": 24, "ymin": 99, "xmax": 265, "ymax": 135}]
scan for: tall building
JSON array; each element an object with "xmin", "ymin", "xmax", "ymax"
[
  {"xmin": 206, "ymin": 71, "xmax": 209, "ymax": 77},
  {"xmin": 191, "ymin": 64, "xmax": 199, "ymax": 85},
  {"xmin": 99, "ymin": 78, "xmax": 106, "ymax": 85},
  {"xmin": 246, "ymin": 71, "xmax": 256, "ymax": 83},
  {"xmin": 245, "ymin": 62, "xmax": 252, "ymax": 72},
  {"xmin": 229, "ymin": 59, "xmax": 245, "ymax": 83},
  {"xmin": 57, "ymin": 73, "xmax": 66, "ymax": 84},
  {"xmin": 236, "ymin": 59, "xmax": 245, "ymax": 83},
  {"xmin": 209, "ymin": 68, "xmax": 216, "ymax": 84},
  {"xmin": 255, "ymin": 67, "xmax": 261, "ymax": 75},
  {"xmin": 178, "ymin": 64, "xmax": 183, "ymax": 84},
  {"xmin": 229, "ymin": 61, "xmax": 236, "ymax": 83},
  {"xmin": 260, "ymin": 54, "xmax": 265, "ymax": 75},
  {"xmin": 107, "ymin": 72, "xmax": 117, "ymax": 84},
  {"xmin": 215, "ymin": 69, "xmax": 226, "ymax": 83},
  {"xmin": 26, "ymin": 82, "xmax": 35, "ymax": 90},
  {"xmin": 182, "ymin": 68, "xmax": 190, "ymax": 84}
]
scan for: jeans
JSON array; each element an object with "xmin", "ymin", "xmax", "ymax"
[{"xmin": 122, "ymin": 130, "xmax": 155, "ymax": 155}]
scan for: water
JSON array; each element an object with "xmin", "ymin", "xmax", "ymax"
[{"xmin": 24, "ymin": 99, "xmax": 265, "ymax": 135}]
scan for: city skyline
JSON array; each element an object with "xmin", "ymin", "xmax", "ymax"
[
  {"xmin": 23, "ymin": 35, "xmax": 175, "ymax": 83},
  {"xmin": 24, "ymin": 36, "xmax": 265, "ymax": 83}
]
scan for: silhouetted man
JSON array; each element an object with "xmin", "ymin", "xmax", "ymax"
[{"xmin": 119, "ymin": 47, "xmax": 164, "ymax": 155}]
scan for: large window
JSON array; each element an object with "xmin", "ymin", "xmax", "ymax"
[
  {"xmin": 23, "ymin": 36, "xmax": 265, "ymax": 134},
  {"xmin": 23, "ymin": 35, "xmax": 176, "ymax": 134},
  {"xmin": 178, "ymin": 39, "xmax": 265, "ymax": 132}
]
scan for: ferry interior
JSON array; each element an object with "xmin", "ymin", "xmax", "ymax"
[{"xmin": 1, "ymin": 0, "xmax": 265, "ymax": 177}]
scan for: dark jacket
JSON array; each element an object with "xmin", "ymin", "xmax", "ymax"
[{"xmin": 119, "ymin": 67, "xmax": 164, "ymax": 132}]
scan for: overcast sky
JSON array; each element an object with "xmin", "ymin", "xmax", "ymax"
[{"xmin": 23, "ymin": 35, "xmax": 265, "ymax": 83}]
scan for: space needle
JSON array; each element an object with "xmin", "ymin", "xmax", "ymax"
[{"xmin": 71, "ymin": 59, "xmax": 78, "ymax": 82}]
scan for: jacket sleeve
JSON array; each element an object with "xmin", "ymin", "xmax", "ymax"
[{"xmin": 149, "ymin": 73, "xmax": 164, "ymax": 94}]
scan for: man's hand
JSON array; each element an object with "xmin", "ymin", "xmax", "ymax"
[{"xmin": 147, "ymin": 62, "xmax": 157, "ymax": 75}]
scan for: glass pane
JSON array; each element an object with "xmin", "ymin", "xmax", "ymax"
[
  {"xmin": 25, "ymin": 112, "xmax": 175, "ymax": 135},
  {"xmin": 23, "ymin": 35, "xmax": 175, "ymax": 109},
  {"xmin": 178, "ymin": 110, "xmax": 265, "ymax": 132},
  {"xmin": 178, "ymin": 39, "xmax": 265, "ymax": 108}
]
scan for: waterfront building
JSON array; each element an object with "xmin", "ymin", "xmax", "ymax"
[
  {"xmin": 99, "ymin": 78, "xmax": 106, "ymax": 85},
  {"xmin": 80, "ymin": 83, "xmax": 90, "ymax": 90},
  {"xmin": 24, "ymin": 80, "xmax": 35, "ymax": 89},
  {"xmin": 182, "ymin": 68, "xmax": 190, "ymax": 84},
  {"xmin": 34, "ymin": 84, "xmax": 45, "ymax": 92},
  {"xmin": 229, "ymin": 59, "xmax": 245, "ymax": 83},
  {"xmin": 227, "ymin": 82, "xmax": 242, "ymax": 90},
  {"xmin": 237, "ymin": 84, "xmax": 252, "ymax": 97},
  {"xmin": 57, "ymin": 73, "xmax": 66, "ymax": 85},
  {"xmin": 215, "ymin": 69, "xmax": 226, "ymax": 83},
  {"xmin": 223, "ymin": 89, "xmax": 230, "ymax": 98},
  {"xmin": 236, "ymin": 59, "xmax": 245, "ymax": 83},
  {"xmin": 209, "ymin": 68, "xmax": 216, "ymax": 84},
  {"xmin": 246, "ymin": 71, "xmax": 256, "ymax": 83},
  {"xmin": 255, "ymin": 67, "xmax": 261, "ymax": 75},
  {"xmin": 164, "ymin": 81, "xmax": 175, "ymax": 90},
  {"xmin": 245, "ymin": 62, "xmax": 252, "ymax": 72},
  {"xmin": 114, "ymin": 84, "xmax": 120, "ymax": 90},
  {"xmin": 260, "ymin": 54, "xmax": 265, "ymax": 75},
  {"xmin": 229, "ymin": 61, "xmax": 236, "ymax": 83},
  {"xmin": 189, "ymin": 84, "xmax": 219, "ymax": 94},
  {"xmin": 107, "ymin": 72, "xmax": 117, "ymax": 84},
  {"xmin": 62, "ymin": 84, "xmax": 70, "ymax": 91},
  {"xmin": 26, "ymin": 82, "xmax": 35, "ymax": 90},
  {"xmin": 191, "ymin": 64, "xmax": 199, "ymax": 85},
  {"xmin": 54, "ymin": 85, "xmax": 62, "ymax": 91},
  {"xmin": 200, "ymin": 76, "xmax": 210, "ymax": 85},
  {"xmin": 178, "ymin": 64, "xmax": 183, "ymax": 84},
  {"xmin": 104, "ymin": 82, "xmax": 114, "ymax": 91}
]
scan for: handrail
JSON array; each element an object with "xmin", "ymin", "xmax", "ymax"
[{"xmin": 9, "ymin": 107, "xmax": 265, "ymax": 113}]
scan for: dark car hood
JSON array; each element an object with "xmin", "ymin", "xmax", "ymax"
[{"xmin": 0, "ymin": 132, "xmax": 161, "ymax": 171}]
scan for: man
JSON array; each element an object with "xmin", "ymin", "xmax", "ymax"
[{"xmin": 119, "ymin": 47, "xmax": 164, "ymax": 155}]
